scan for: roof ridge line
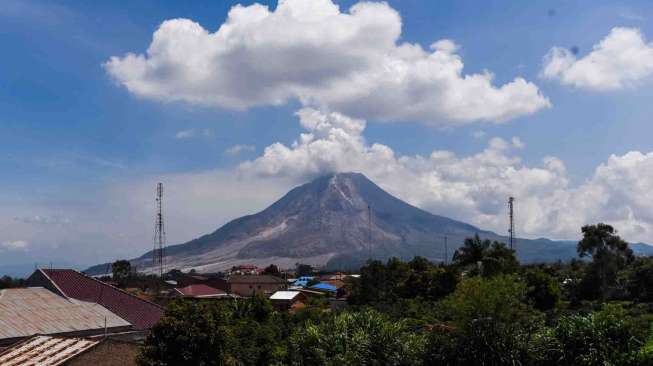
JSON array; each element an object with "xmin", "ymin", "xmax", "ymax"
[
  {"xmin": 38, "ymin": 268, "xmax": 69, "ymax": 300},
  {"xmin": 51, "ymin": 269, "xmax": 165, "ymax": 310},
  {"xmin": 76, "ymin": 269, "xmax": 166, "ymax": 310}
]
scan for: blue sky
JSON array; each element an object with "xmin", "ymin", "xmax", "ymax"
[{"xmin": 2, "ymin": 0, "xmax": 653, "ymax": 275}]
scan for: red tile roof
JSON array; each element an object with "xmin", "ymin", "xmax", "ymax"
[
  {"xmin": 39, "ymin": 269, "xmax": 164, "ymax": 330},
  {"xmin": 174, "ymin": 284, "xmax": 227, "ymax": 298}
]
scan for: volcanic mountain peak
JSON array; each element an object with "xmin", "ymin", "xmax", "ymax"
[{"xmin": 85, "ymin": 172, "xmax": 653, "ymax": 275}]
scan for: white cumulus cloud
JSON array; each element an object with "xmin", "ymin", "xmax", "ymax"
[
  {"xmin": 1, "ymin": 240, "xmax": 29, "ymax": 251},
  {"xmin": 175, "ymin": 128, "xmax": 213, "ymax": 139},
  {"xmin": 105, "ymin": 0, "xmax": 550, "ymax": 126},
  {"xmin": 225, "ymin": 144, "xmax": 256, "ymax": 156},
  {"xmin": 240, "ymin": 108, "xmax": 653, "ymax": 242},
  {"xmin": 542, "ymin": 27, "xmax": 653, "ymax": 90},
  {"xmin": 13, "ymin": 215, "xmax": 71, "ymax": 225}
]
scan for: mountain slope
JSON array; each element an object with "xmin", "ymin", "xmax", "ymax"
[{"xmin": 85, "ymin": 172, "xmax": 653, "ymax": 274}]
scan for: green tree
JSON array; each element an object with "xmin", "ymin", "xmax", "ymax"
[
  {"xmin": 481, "ymin": 242, "xmax": 519, "ymax": 277},
  {"xmin": 350, "ymin": 260, "xmax": 390, "ymax": 304},
  {"xmin": 577, "ymin": 223, "xmax": 633, "ymax": 300},
  {"xmin": 138, "ymin": 298, "xmax": 288, "ymax": 366},
  {"xmin": 452, "ymin": 235, "xmax": 518, "ymax": 277},
  {"xmin": 291, "ymin": 309, "xmax": 425, "ymax": 366},
  {"xmin": 137, "ymin": 300, "xmax": 229, "ymax": 366},
  {"xmin": 523, "ymin": 267, "xmax": 561, "ymax": 311},
  {"xmin": 296, "ymin": 263, "xmax": 314, "ymax": 277},
  {"xmin": 544, "ymin": 304, "xmax": 649, "ymax": 366},
  {"xmin": 626, "ymin": 258, "xmax": 653, "ymax": 302},
  {"xmin": 112, "ymin": 259, "xmax": 132, "ymax": 286},
  {"xmin": 0, "ymin": 275, "xmax": 25, "ymax": 289},
  {"xmin": 425, "ymin": 275, "xmax": 542, "ymax": 365},
  {"xmin": 263, "ymin": 264, "xmax": 281, "ymax": 276},
  {"xmin": 452, "ymin": 234, "xmax": 489, "ymax": 267},
  {"xmin": 404, "ymin": 264, "xmax": 459, "ymax": 301}
]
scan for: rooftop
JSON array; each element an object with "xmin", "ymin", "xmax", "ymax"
[
  {"xmin": 0, "ymin": 287, "xmax": 130, "ymax": 341},
  {"xmin": 0, "ymin": 335, "xmax": 100, "ymax": 366},
  {"xmin": 228, "ymin": 275, "xmax": 286, "ymax": 285},
  {"xmin": 309, "ymin": 283, "xmax": 338, "ymax": 293},
  {"xmin": 174, "ymin": 284, "xmax": 228, "ymax": 298},
  {"xmin": 233, "ymin": 264, "xmax": 258, "ymax": 270},
  {"xmin": 35, "ymin": 269, "xmax": 164, "ymax": 330},
  {"xmin": 269, "ymin": 291, "xmax": 303, "ymax": 301}
]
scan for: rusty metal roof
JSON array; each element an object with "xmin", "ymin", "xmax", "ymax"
[
  {"xmin": 174, "ymin": 284, "xmax": 228, "ymax": 298},
  {"xmin": 0, "ymin": 335, "xmax": 100, "ymax": 366},
  {"xmin": 0, "ymin": 287, "xmax": 131, "ymax": 341}
]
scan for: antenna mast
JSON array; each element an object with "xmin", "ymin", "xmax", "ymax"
[
  {"xmin": 508, "ymin": 196, "xmax": 515, "ymax": 251},
  {"xmin": 153, "ymin": 182, "xmax": 166, "ymax": 278}
]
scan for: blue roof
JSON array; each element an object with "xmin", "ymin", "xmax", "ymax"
[
  {"xmin": 309, "ymin": 283, "xmax": 337, "ymax": 292},
  {"xmin": 291, "ymin": 276, "xmax": 314, "ymax": 287}
]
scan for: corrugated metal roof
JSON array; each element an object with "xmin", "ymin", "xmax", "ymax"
[
  {"xmin": 39, "ymin": 269, "xmax": 164, "ymax": 330},
  {"xmin": 0, "ymin": 335, "xmax": 100, "ymax": 366},
  {"xmin": 269, "ymin": 291, "xmax": 302, "ymax": 300},
  {"xmin": 309, "ymin": 283, "xmax": 338, "ymax": 292},
  {"xmin": 0, "ymin": 287, "xmax": 131, "ymax": 341}
]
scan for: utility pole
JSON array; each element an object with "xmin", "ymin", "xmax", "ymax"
[
  {"xmin": 367, "ymin": 205, "xmax": 372, "ymax": 260},
  {"xmin": 153, "ymin": 182, "xmax": 166, "ymax": 278},
  {"xmin": 444, "ymin": 235, "xmax": 448, "ymax": 265},
  {"xmin": 508, "ymin": 197, "xmax": 515, "ymax": 251}
]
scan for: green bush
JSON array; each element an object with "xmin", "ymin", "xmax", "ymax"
[
  {"xmin": 424, "ymin": 275, "xmax": 544, "ymax": 365},
  {"xmin": 542, "ymin": 304, "xmax": 650, "ymax": 366},
  {"xmin": 290, "ymin": 309, "xmax": 425, "ymax": 366}
]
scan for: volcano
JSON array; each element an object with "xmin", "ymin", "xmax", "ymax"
[{"xmin": 85, "ymin": 172, "xmax": 653, "ymax": 274}]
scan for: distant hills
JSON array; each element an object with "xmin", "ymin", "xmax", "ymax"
[{"xmin": 85, "ymin": 172, "xmax": 653, "ymax": 274}]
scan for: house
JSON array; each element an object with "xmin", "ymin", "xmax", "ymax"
[
  {"xmin": 308, "ymin": 282, "xmax": 338, "ymax": 295},
  {"xmin": 27, "ymin": 268, "xmax": 165, "ymax": 331},
  {"xmin": 323, "ymin": 279, "xmax": 345, "ymax": 289},
  {"xmin": 0, "ymin": 287, "xmax": 132, "ymax": 347},
  {"xmin": 318, "ymin": 272, "xmax": 347, "ymax": 281},
  {"xmin": 227, "ymin": 275, "xmax": 287, "ymax": 297},
  {"xmin": 290, "ymin": 276, "xmax": 314, "ymax": 287},
  {"xmin": 176, "ymin": 274, "xmax": 208, "ymax": 287},
  {"xmin": 0, "ymin": 335, "xmax": 139, "ymax": 366},
  {"xmin": 298, "ymin": 288, "xmax": 327, "ymax": 298},
  {"xmin": 176, "ymin": 274, "xmax": 229, "ymax": 292},
  {"xmin": 269, "ymin": 291, "xmax": 308, "ymax": 310},
  {"xmin": 173, "ymin": 284, "xmax": 235, "ymax": 299},
  {"xmin": 229, "ymin": 264, "xmax": 259, "ymax": 275}
]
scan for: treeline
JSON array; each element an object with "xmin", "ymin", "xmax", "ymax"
[
  {"xmin": 136, "ymin": 223, "xmax": 653, "ymax": 365},
  {"xmin": 0, "ymin": 275, "xmax": 26, "ymax": 289}
]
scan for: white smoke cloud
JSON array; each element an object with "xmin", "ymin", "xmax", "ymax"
[{"xmin": 241, "ymin": 108, "xmax": 653, "ymax": 242}]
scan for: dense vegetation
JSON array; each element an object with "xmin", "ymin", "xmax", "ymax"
[
  {"xmin": 0, "ymin": 275, "xmax": 26, "ymax": 289},
  {"xmin": 137, "ymin": 223, "xmax": 653, "ymax": 365}
]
